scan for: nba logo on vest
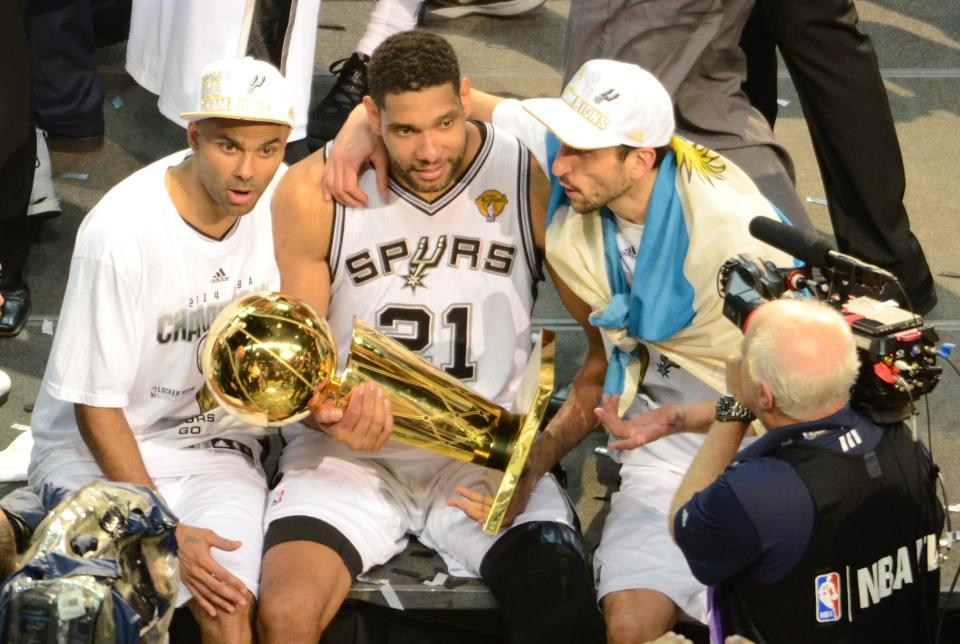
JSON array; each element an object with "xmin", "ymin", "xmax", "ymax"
[{"xmin": 815, "ymin": 572, "xmax": 842, "ymax": 622}]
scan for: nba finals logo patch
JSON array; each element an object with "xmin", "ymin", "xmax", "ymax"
[
  {"xmin": 815, "ymin": 572, "xmax": 842, "ymax": 623},
  {"xmin": 475, "ymin": 190, "xmax": 508, "ymax": 222}
]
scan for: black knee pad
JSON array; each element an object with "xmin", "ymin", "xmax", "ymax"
[{"xmin": 480, "ymin": 521, "xmax": 604, "ymax": 644}]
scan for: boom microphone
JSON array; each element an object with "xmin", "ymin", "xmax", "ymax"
[
  {"xmin": 748, "ymin": 217, "xmax": 834, "ymax": 267},
  {"xmin": 748, "ymin": 217, "xmax": 898, "ymax": 285}
]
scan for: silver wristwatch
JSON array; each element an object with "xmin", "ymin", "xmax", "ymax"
[{"xmin": 714, "ymin": 395, "xmax": 756, "ymax": 423}]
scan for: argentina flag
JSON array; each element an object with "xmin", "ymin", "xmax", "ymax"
[{"xmin": 545, "ymin": 134, "xmax": 795, "ymax": 415}]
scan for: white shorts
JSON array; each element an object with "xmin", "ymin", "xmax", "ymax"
[
  {"xmin": 593, "ymin": 464, "xmax": 707, "ymax": 622},
  {"xmin": 57, "ymin": 457, "xmax": 267, "ymax": 607},
  {"xmin": 158, "ymin": 464, "xmax": 268, "ymax": 606},
  {"xmin": 264, "ymin": 433, "xmax": 575, "ymax": 577}
]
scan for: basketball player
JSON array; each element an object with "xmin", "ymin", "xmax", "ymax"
[
  {"xmin": 257, "ymin": 31, "xmax": 604, "ymax": 644},
  {"xmin": 27, "ymin": 58, "xmax": 294, "ymax": 643}
]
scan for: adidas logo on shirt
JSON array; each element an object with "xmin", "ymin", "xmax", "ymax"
[
  {"xmin": 838, "ymin": 428, "xmax": 863, "ymax": 452},
  {"xmin": 211, "ymin": 267, "xmax": 229, "ymax": 284}
]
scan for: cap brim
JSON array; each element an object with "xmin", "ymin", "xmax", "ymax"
[
  {"xmin": 179, "ymin": 111, "xmax": 293, "ymax": 128},
  {"xmin": 521, "ymin": 98, "xmax": 622, "ymax": 150}
]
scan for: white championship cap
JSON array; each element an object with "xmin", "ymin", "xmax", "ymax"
[
  {"xmin": 522, "ymin": 59, "xmax": 674, "ymax": 150},
  {"xmin": 180, "ymin": 57, "xmax": 294, "ymax": 128}
]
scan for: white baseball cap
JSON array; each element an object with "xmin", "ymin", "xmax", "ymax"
[
  {"xmin": 180, "ymin": 57, "xmax": 295, "ymax": 128},
  {"xmin": 522, "ymin": 59, "xmax": 674, "ymax": 150}
]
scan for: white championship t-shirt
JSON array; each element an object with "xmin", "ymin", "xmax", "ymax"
[{"xmin": 28, "ymin": 150, "xmax": 285, "ymax": 485}]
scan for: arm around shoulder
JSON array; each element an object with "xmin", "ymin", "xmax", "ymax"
[{"xmin": 467, "ymin": 87, "xmax": 505, "ymax": 123}]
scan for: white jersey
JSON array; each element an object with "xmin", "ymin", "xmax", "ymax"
[
  {"xmin": 282, "ymin": 122, "xmax": 542, "ymax": 464},
  {"xmin": 125, "ymin": 0, "xmax": 321, "ymax": 141},
  {"xmin": 28, "ymin": 150, "xmax": 284, "ymax": 485}
]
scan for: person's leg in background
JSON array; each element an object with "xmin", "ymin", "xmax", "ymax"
[
  {"xmin": 738, "ymin": 0, "xmax": 778, "ymax": 130},
  {"xmin": 28, "ymin": 0, "xmax": 105, "ymax": 153},
  {"xmin": 91, "ymin": 0, "xmax": 131, "ymax": 48},
  {"xmin": 753, "ymin": 0, "xmax": 937, "ymax": 313},
  {"xmin": 0, "ymin": 0, "xmax": 36, "ymax": 338}
]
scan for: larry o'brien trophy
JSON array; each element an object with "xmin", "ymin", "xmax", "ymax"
[{"xmin": 201, "ymin": 292, "xmax": 555, "ymax": 535}]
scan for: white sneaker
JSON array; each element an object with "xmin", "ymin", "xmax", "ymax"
[
  {"xmin": 423, "ymin": 0, "xmax": 545, "ymax": 19},
  {"xmin": 28, "ymin": 128, "xmax": 62, "ymax": 220},
  {"xmin": 0, "ymin": 369, "xmax": 10, "ymax": 407}
]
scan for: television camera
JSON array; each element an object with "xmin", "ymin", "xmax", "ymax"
[{"xmin": 717, "ymin": 217, "xmax": 942, "ymax": 424}]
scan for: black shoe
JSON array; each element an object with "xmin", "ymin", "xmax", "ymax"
[
  {"xmin": 423, "ymin": 0, "xmax": 545, "ymax": 19},
  {"xmin": 906, "ymin": 281, "xmax": 938, "ymax": 316},
  {"xmin": 0, "ymin": 283, "xmax": 31, "ymax": 337},
  {"xmin": 306, "ymin": 53, "xmax": 370, "ymax": 151},
  {"xmin": 879, "ymin": 273, "xmax": 938, "ymax": 316}
]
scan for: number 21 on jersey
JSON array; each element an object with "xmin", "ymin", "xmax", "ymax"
[{"xmin": 377, "ymin": 304, "xmax": 475, "ymax": 381}]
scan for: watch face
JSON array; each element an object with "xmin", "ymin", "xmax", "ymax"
[{"xmin": 716, "ymin": 396, "xmax": 754, "ymax": 422}]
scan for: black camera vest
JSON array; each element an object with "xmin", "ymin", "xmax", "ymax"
[{"xmin": 716, "ymin": 425, "xmax": 942, "ymax": 643}]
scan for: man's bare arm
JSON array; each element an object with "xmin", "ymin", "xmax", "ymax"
[
  {"xmin": 526, "ymin": 153, "xmax": 605, "ymax": 474},
  {"xmin": 450, "ymin": 271, "xmax": 607, "ymax": 526},
  {"xmin": 479, "ymin": 147, "xmax": 595, "ymax": 478},
  {"xmin": 533, "ymin": 267, "xmax": 608, "ymax": 478},
  {"xmin": 466, "ymin": 87, "xmax": 505, "ymax": 123},
  {"xmin": 594, "ymin": 397, "xmax": 718, "ymax": 451},
  {"xmin": 75, "ymin": 404, "xmax": 154, "ymax": 488},
  {"xmin": 272, "ymin": 156, "xmax": 395, "ymax": 450},
  {"xmin": 272, "ymin": 157, "xmax": 336, "ymax": 315}
]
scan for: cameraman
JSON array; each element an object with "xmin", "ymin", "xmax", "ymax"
[{"xmin": 669, "ymin": 299, "xmax": 942, "ymax": 642}]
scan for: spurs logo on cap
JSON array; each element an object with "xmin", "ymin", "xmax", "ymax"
[
  {"xmin": 594, "ymin": 89, "xmax": 620, "ymax": 103},
  {"xmin": 521, "ymin": 59, "xmax": 675, "ymax": 149},
  {"xmin": 180, "ymin": 58, "xmax": 295, "ymax": 127},
  {"xmin": 248, "ymin": 75, "xmax": 266, "ymax": 94}
]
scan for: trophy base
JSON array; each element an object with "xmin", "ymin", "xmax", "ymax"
[{"xmin": 482, "ymin": 331, "xmax": 555, "ymax": 535}]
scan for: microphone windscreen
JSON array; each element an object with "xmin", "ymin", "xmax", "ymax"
[{"xmin": 748, "ymin": 217, "xmax": 834, "ymax": 267}]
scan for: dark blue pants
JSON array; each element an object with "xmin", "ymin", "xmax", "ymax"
[{"xmin": 28, "ymin": 0, "xmax": 130, "ymax": 138}]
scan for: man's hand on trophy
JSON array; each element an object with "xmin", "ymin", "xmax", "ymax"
[
  {"xmin": 594, "ymin": 395, "xmax": 684, "ymax": 450},
  {"xmin": 309, "ymin": 381, "xmax": 394, "ymax": 451},
  {"xmin": 174, "ymin": 524, "xmax": 249, "ymax": 618},
  {"xmin": 320, "ymin": 105, "xmax": 389, "ymax": 206}
]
